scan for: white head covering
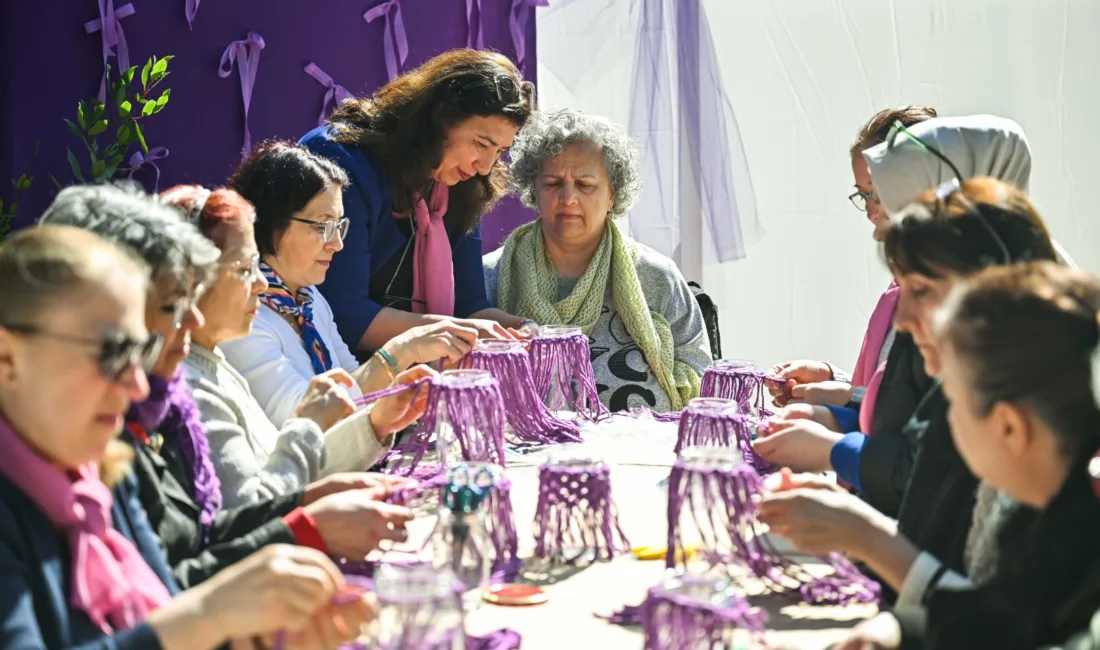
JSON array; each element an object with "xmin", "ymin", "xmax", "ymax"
[{"xmin": 862, "ymin": 114, "xmax": 1076, "ymax": 267}]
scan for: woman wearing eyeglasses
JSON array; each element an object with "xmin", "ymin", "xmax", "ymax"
[
  {"xmin": 296, "ymin": 49, "xmax": 538, "ymax": 363},
  {"xmin": 0, "ymin": 225, "xmax": 372, "ymax": 649}
]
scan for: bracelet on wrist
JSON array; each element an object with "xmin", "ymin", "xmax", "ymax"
[{"xmin": 375, "ymin": 348, "xmax": 400, "ymax": 379}]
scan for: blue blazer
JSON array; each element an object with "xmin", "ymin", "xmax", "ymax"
[
  {"xmin": 299, "ymin": 126, "xmax": 493, "ymax": 352},
  {"xmin": 0, "ymin": 472, "xmax": 180, "ymax": 649}
]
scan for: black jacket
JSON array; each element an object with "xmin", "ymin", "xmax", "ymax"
[
  {"xmin": 895, "ymin": 464, "xmax": 1100, "ymax": 649},
  {"xmin": 123, "ymin": 432, "xmax": 304, "ymax": 588}
]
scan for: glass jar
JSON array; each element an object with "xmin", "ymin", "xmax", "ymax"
[
  {"xmin": 430, "ymin": 507, "xmax": 492, "ymax": 613},
  {"xmin": 370, "ymin": 564, "xmax": 466, "ymax": 650},
  {"xmin": 542, "ymin": 451, "xmax": 608, "ymax": 563},
  {"xmin": 537, "ymin": 325, "xmax": 587, "ymax": 414},
  {"xmin": 434, "ymin": 369, "xmax": 494, "ymax": 466},
  {"xmin": 650, "ymin": 572, "xmax": 755, "ymax": 650},
  {"xmin": 675, "ymin": 446, "xmax": 746, "ymax": 572}
]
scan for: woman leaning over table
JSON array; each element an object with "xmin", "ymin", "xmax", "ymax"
[
  {"xmin": 224, "ymin": 141, "xmax": 476, "ymax": 437},
  {"xmin": 299, "ymin": 49, "xmax": 538, "ymax": 360},
  {"xmin": 0, "ymin": 225, "xmax": 371, "ymax": 649},
  {"xmin": 483, "ymin": 108, "xmax": 711, "ymax": 413}
]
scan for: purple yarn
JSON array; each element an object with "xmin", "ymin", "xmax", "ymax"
[
  {"xmin": 665, "ymin": 450, "xmax": 880, "ymax": 606},
  {"xmin": 599, "ymin": 603, "xmax": 645, "ymax": 626},
  {"xmin": 126, "ymin": 371, "xmax": 222, "ymax": 540},
  {"xmin": 699, "ymin": 359, "xmax": 779, "ymax": 417},
  {"xmin": 619, "ymin": 407, "xmax": 683, "ymax": 423},
  {"xmin": 641, "ymin": 579, "xmax": 767, "ymax": 650},
  {"xmin": 533, "ymin": 458, "xmax": 630, "ymax": 562},
  {"xmin": 673, "ymin": 398, "xmax": 774, "ymax": 474},
  {"xmin": 461, "ymin": 341, "xmax": 582, "ymax": 444},
  {"xmin": 527, "ymin": 331, "xmax": 609, "ymax": 422}
]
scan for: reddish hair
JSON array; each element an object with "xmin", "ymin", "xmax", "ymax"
[{"xmin": 160, "ymin": 184, "xmax": 255, "ymax": 251}]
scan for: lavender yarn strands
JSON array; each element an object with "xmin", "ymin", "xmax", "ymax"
[
  {"xmin": 674, "ymin": 398, "xmax": 773, "ymax": 474},
  {"xmin": 369, "ymin": 564, "xmax": 467, "ymax": 650},
  {"xmin": 700, "ymin": 359, "xmax": 776, "ymax": 417},
  {"xmin": 388, "ymin": 370, "xmax": 507, "ymax": 475},
  {"xmin": 528, "ymin": 325, "xmax": 608, "ymax": 422},
  {"xmin": 533, "ymin": 453, "xmax": 630, "ymax": 563},
  {"xmin": 641, "ymin": 574, "xmax": 766, "ymax": 650},
  {"xmin": 461, "ymin": 340, "xmax": 582, "ymax": 444}
]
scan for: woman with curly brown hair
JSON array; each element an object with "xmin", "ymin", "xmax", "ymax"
[{"xmin": 298, "ymin": 49, "xmax": 537, "ymax": 363}]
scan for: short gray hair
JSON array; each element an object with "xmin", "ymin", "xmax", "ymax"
[
  {"xmin": 509, "ymin": 109, "xmax": 642, "ymax": 218},
  {"xmin": 40, "ymin": 181, "xmax": 219, "ymax": 286}
]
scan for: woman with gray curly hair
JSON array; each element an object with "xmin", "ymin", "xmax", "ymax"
[{"xmin": 484, "ymin": 109, "xmax": 711, "ymax": 413}]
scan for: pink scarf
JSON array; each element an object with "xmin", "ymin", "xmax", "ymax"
[
  {"xmin": 411, "ymin": 182, "xmax": 455, "ymax": 317},
  {"xmin": 852, "ymin": 281, "xmax": 900, "ymax": 435},
  {"xmin": 0, "ymin": 414, "xmax": 171, "ymax": 633}
]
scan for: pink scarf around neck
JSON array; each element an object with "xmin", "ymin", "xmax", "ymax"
[
  {"xmin": 0, "ymin": 414, "xmax": 171, "ymax": 633},
  {"xmin": 852, "ymin": 281, "xmax": 900, "ymax": 435},
  {"xmin": 411, "ymin": 182, "xmax": 455, "ymax": 317}
]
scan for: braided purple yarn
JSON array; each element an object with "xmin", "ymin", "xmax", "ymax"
[
  {"xmin": 527, "ymin": 329, "xmax": 608, "ymax": 422},
  {"xmin": 385, "ymin": 371, "xmax": 507, "ymax": 475},
  {"xmin": 461, "ymin": 341, "xmax": 582, "ymax": 444},
  {"xmin": 699, "ymin": 359, "xmax": 777, "ymax": 417},
  {"xmin": 666, "ymin": 449, "xmax": 880, "ymax": 606},
  {"xmin": 641, "ymin": 579, "xmax": 767, "ymax": 650},
  {"xmin": 673, "ymin": 398, "xmax": 774, "ymax": 474},
  {"xmin": 533, "ymin": 458, "xmax": 630, "ymax": 562}
]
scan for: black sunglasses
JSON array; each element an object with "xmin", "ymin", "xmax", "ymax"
[
  {"xmin": 887, "ymin": 120, "xmax": 1012, "ymax": 264},
  {"xmin": 4, "ymin": 325, "xmax": 163, "ymax": 381}
]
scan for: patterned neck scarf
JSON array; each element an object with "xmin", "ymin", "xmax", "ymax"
[{"xmin": 259, "ymin": 262, "xmax": 333, "ymax": 375}]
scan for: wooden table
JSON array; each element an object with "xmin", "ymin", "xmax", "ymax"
[{"xmin": 391, "ymin": 415, "xmax": 875, "ymax": 649}]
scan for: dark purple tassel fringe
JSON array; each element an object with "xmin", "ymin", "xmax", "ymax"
[
  {"xmin": 533, "ymin": 460, "xmax": 630, "ymax": 562},
  {"xmin": 674, "ymin": 398, "xmax": 774, "ymax": 474},
  {"xmin": 527, "ymin": 332, "xmax": 608, "ymax": 422}
]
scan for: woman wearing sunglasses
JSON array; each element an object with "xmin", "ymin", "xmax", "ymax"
[
  {"xmin": 296, "ymin": 49, "xmax": 538, "ymax": 361},
  {"xmin": 225, "ymin": 142, "xmax": 477, "ymax": 439},
  {"xmin": 757, "ymin": 178, "xmax": 1060, "ymax": 609},
  {"xmin": 0, "ymin": 225, "xmax": 371, "ymax": 649},
  {"xmin": 834, "ymin": 262, "xmax": 1100, "ymax": 650}
]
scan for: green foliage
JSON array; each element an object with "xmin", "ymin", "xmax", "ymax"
[
  {"xmin": 0, "ymin": 142, "xmax": 40, "ymax": 241},
  {"xmin": 64, "ymin": 55, "xmax": 174, "ymax": 185}
]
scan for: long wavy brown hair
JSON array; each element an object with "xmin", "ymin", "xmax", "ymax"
[{"xmin": 327, "ymin": 49, "xmax": 535, "ymax": 235}]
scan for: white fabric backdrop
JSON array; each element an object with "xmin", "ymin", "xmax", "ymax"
[{"xmin": 537, "ymin": 0, "xmax": 1100, "ymax": 373}]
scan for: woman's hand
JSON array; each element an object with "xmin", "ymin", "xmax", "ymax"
[
  {"xmin": 451, "ymin": 317, "xmax": 517, "ymax": 341},
  {"xmin": 762, "ymin": 467, "xmax": 844, "ymax": 494},
  {"xmin": 384, "ymin": 321, "xmax": 479, "ymax": 369},
  {"xmin": 772, "ymin": 403, "xmax": 842, "ymax": 432},
  {"xmin": 369, "ymin": 365, "xmax": 437, "ymax": 438},
  {"xmin": 834, "ymin": 613, "xmax": 903, "ymax": 650},
  {"xmin": 757, "ymin": 487, "xmax": 883, "ymax": 556},
  {"xmin": 197, "ymin": 545, "xmax": 345, "ymax": 641},
  {"xmin": 275, "ymin": 592, "xmax": 378, "ymax": 650},
  {"xmin": 293, "ymin": 370, "xmax": 357, "ymax": 432},
  {"xmin": 305, "ymin": 490, "xmax": 414, "ymax": 560},
  {"xmin": 789, "ymin": 380, "xmax": 854, "ymax": 407},
  {"xmin": 301, "ymin": 472, "xmax": 418, "ymax": 506},
  {"xmin": 767, "ymin": 360, "xmax": 835, "ymax": 406},
  {"xmin": 752, "ymin": 418, "xmax": 842, "ymax": 472}
]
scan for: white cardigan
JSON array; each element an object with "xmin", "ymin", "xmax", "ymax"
[{"xmin": 221, "ymin": 286, "xmax": 364, "ymax": 427}]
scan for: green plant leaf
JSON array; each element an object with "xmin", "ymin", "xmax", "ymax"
[
  {"xmin": 151, "ymin": 57, "xmax": 169, "ymax": 80},
  {"xmin": 134, "ymin": 122, "xmax": 148, "ymax": 154},
  {"xmin": 0, "ymin": 198, "xmax": 5, "ymax": 213},
  {"xmin": 66, "ymin": 149, "xmax": 85, "ymax": 183},
  {"xmin": 118, "ymin": 100, "xmax": 132, "ymax": 118},
  {"xmin": 108, "ymin": 154, "xmax": 125, "ymax": 167},
  {"xmin": 16, "ymin": 175, "xmax": 31, "ymax": 191},
  {"xmin": 91, "ymin": 100, "xmax": 105, "ymax": 122},
  {"xmin": 92, "ymin": 160, "xmax": 107, "ymax": 180},
  {"xmin": 88, "ymin": 119, "xmax": 109, "ymax": 136},
  {"xmin": 117, "ymin": 124, "xmax": 132, "ymax": 145},
  {"xmin": 77, "ymin": 102, "xmax": 88, "ymax": 130},
  {"xmin": 63, "ymin": 118, "xmax": 83, "ymax": 138},
  {"xmin": 154, "ymin": 89, "xmax": 171, "ymax": 113},
  {"xmin": 141, "ymin": 100, "xmax": 156, "ymax": 118},
  {"xmin": 141, "ymin": 58, "xmax": 153, "ymax": 89},
  {"xmin": 123, "ymin": 66, "xmax": 136, "ymax": 87}
]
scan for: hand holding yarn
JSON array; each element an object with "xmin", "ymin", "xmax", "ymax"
[
  {"xmin": 752, "ymin": 418, "xmax": 842, "ymax": 472},
  {"xmin": 304, "ymin": 490, "xmax": 414, "ymax": 560},
  {"xmin": 767, "ymin": 359, "xmax": 834, "ymax": 406},
  {"xmin": 757, "ymin": 487, "xmax": 890, "ymax": 556},
  {"xmin": 788, "ymin": 380, "xmax": 854, "ymax": 407},
  {"xmin": 450, "ymin": 317, "xmax": 519, "ymax": 342},
  {"xmin": 833, "ymin": 613, "xmax": 903, "ymax": 650},
  {"xmin": 246, "ymin": 586, "xmax": 378, "ymax": 650},
  {"xmin": 293, "ymin": 369, "xmax": 357, "ymax": 432},
  {"xmin": 762, "ymin": 467, "xmax": 844, "ymax": 494},
  {"xmin": 369, "ymin": 365, "xmax": 438, "ymax": 438},
  {"xmin": 384, "ymin": 320, "xmax": 479, "ymax": 369},
  {"xmin": 773, "ymin": 403, "xmax": 842, "ymax": 432},
  {"xmin": 300, "ymin": 472, "xmax": 419, "ymax": 506}
]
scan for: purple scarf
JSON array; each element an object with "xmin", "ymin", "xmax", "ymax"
[{"xmin": 126, "ymin": 372, "xmax": 222, "ymax": 539}]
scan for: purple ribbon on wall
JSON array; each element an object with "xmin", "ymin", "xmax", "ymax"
[
  {"xmin": 304, "ymin": 63, "xmax": 352, "ymax": 126},
  {"xmin": 466, "ymin": 0, "xmax": 485, "ymax": 49},
  {"xmin": 364, "ymin": 0, "xmax": 408, "ymax": 82},
  {"xmin": 185, "ymin": 0, "xmax": 199, "ymax": 29},
  {"xmin": 84, "ymin": 0, "xmax": 135, "ymax": 103},
  {"xmin": 218, "ymin": 31, "xmax": 265, "ymax": 157},
  {"xmin": 128, "ymin": 146, "xmax": 169, "ymax": 192},
  {"xmin": 510, "ymin": 0, "xmax": 548, "ymax": 66}
]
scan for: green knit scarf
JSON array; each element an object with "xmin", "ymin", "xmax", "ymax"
[{"xmin": 495, "ymin": 218, "xmax": 699, "ymax": 411}]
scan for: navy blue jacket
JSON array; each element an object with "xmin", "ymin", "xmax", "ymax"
[{"xmin": 0, "ymin": 472, "xmax": 179, "ymax": 649}]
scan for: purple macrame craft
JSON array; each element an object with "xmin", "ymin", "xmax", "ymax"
[
  {"xmin": 461, "ymin": 341, "xmax": 582, "ymax": 445},
  {"xmin": 527, "ymin": 327, "xmax": 608, "ymax": 422},
  {"xmin": 533, "ymin": 456, "xmax": 630, "ymax": 562},
  {"xmin": 358, "ymin": 371, "xmax": 507, "ymax": 474},
  {"xmin": 666, "ymin": 447, "xmax": 880, "ymax": 606},
  {"xmin": 673, "ymin": 397, "xmax": 773, "ymax": 474},
  {"xmin": 699, "ymin": 359, "xmax": 779, "ymax": 418},
  {"xmin": 641, "ymin": 576, "xmax": 767, "ymax": 650}
]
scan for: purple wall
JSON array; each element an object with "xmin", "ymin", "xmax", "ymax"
[{"xmin": 0, "ymin": 0, "xmax": 538, "ymax": 251}]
